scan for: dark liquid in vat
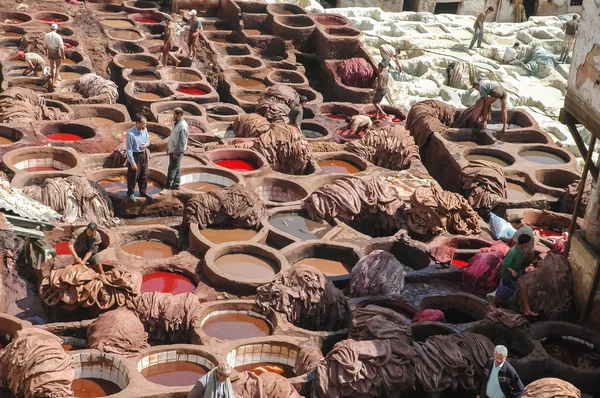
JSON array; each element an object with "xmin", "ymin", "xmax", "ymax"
[
  {"xmin": 542, "ymin": 337, "xmax": 600, "ymax": 368},
  {"xmin": 98, "ymin": 175, "xmax": 162, "ymax": 196},
  {"xmin": 520, "ymin": 150, "xmax": 566, "ymax": 165}
]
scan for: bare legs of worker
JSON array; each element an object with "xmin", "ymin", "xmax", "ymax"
[
  {"xmin": 374, "ymin": 103, "xmax": 387, "ymax": 120},
  {"xmin": 517, "ymin": 277, "xmax": 538, "ymax": 316},
  {"xmin": 161, "ymin": 46, "xmax": 180, "ymax": 69},
  {"xmin": 500, "ymin": 98, "xmax": 507, "ymax": 133}
]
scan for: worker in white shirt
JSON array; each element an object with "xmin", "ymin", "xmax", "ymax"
[
  {"xmin": 502, "ymin": 42, "xmax": 523, "ymax": 66},
  {"xmin": 17, "ymin": 51, "xmax": 46, "ymax": 77},
  {"xmin": 43, "ymin": 23, "xmax": 65, "ymax": 88}
]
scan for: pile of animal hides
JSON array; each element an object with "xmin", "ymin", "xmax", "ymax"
[
  {"xmin": 74, "ymin": 73, "xmax": 119, "ymax": 104},
  {"xmin": 405, "ymin": 100, "xmax": 455, "ymax": 148},
  {"xmin": 255, "ymin": 85, "xmax": 299, "ymax": 124},
  {"xmin": 0, "ymin": 88, "xmax": 68, "ymax": 124},
  {"xmin": 87, "ymin": 306, "xmax": 149, "ymax": 357},
  {"xmin": 345, "ymin": 250, "xmax": 406, "ymax": 297}
]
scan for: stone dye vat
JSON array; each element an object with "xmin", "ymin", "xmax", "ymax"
[
  {"xmin": 207, "ymin": 149, "xmax": 267, "ymax": 174},
  {"xmin": 149, "ymin": 154, "xmax": 203, "ymax": 171},
  {"xmin": 4, "ymin": 147, "xmax": 80, "ymax": 175},
  {"xmin": 268, "ymin": 210, "xmax": 333, "ymax": 241},
  {"xmin": 201, "ymin": 308, "xmax": 272, "ymax": 340},
  {"xmin": 122, "ymin": 240, "xmax": 180, "ymax": 259},
  {"xmin": 72, "ymin": 353, "xmax": 130, "ymax": 397},
  {"xmin": 255, "ymin": 178, "xmax": 309, "ymax": 205},
  {"xmin": 226, "ymin": 340, "xmax": 300, "ymax": 378},
  {"xmin": 138, "ymin": 349, "xmax": 216, "ymax": 387},
  {"xmin": 98, "ymin": 174, "xmax": 162, "ymax": 197},
  {"xmin": 283, "ymin": 242, "xmax": 360, "ymax": 283},
  {"xmin": 179, "ymin": 170, "xmax": 238, "ymax": 193},
  {"xmin": 141, "ymin": 271, "xmax": 196, "ymax": 294},
  {"xmin": 199, "ymin": 227, "xmax": 259, "ymax": 244}
]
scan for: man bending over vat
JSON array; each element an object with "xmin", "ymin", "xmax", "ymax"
[
  {"xmin": 188, "ymin": 362, "xmax": 234, "ymax": 398},
  {"xmin": 472, "ymin": 77, "xmax": 508, "ymax": 133},
  {"xmin": 342, "ymin": 114, "xmax": 375, "ymax": 138},
  {"xmin": 68, "ymin": 222, "xmax": 103, "ymax": 273}
]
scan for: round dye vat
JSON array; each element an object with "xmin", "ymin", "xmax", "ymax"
[
  {"xmin": 141, "ymin": 361, "xmax": 207, "ymax": 386},
  {"xmin": 0, "ymin": 136, "xmax": 15, "ymax": 145},
  {"xmin": 148, "ymin": 131, "xmax": 166, "ymax": 141},
  {"xmin": 63, "ymin": 43, "xmax": 74, "ymax": 49},
  {"xmin": 487, "ymin": 123, "xmax": 520, "ymax": 130},
  {"xmin": 542, "ymin": 337, "xmax": 600, "ymax": 368},
  {"xmin": 122, "ymin": 240, "xmax": 180, "ymax": 259},
  {"xmin": 325, "ymin": 113, "xmax": 347, "ymax": 120},
  {"xmin": 182, "ymin": 181, "xmax": 226, "ymax": 193},
  {"xmin": 23, "ymin": 166, "xmax": 59, "ymax": 172},
  {"xmin": 293, "ymin": 258, "xmax": 350, "ymax": 276},
  {"xmin": 135, "ymin": 92, "xmax": 162, "ymax": 100},
  {"xmin": 203, "ymin": 313, "xmax": 270, "ymax": 340},
  {"xmin": 235, "ymin": 363, "xmax": 294, "ymax": 378},
  {"xmin": 465, "ymin": 154, "xmax": 509, "ymax": 167},
  {"xmin": 110, "ymin": 30, "xmax": 142, "ymax": 40},
  {"xmin": 61, "ymin": 59, "xmax": 76, "ymax": 65},
  {"xmin": 71, "ymin": 378, "xmax": 121, "ymax": 397},
  {"xmin": 505, "ymin": 182, "xmax": 534, "ymax": 200},
  {"xmin": 39, "ymin": 17, "xmax": 65, "ymax": 23},
  {"xmin": 128, "ymin": 73, "xmax": 159, "ymax": 81},
  {"xmin": 98, "ymin": 175, "xmax": 162, "ymax": 196},
  {"xmin": 54, "ymin": 241, "xmax": 71, "ymax": 256},
  {"xmin": 214, "ymin": 253, "xmax": 277, "ymax": 280},
  {"xmin": 301, "ymin": 129, "xmax": 325, "ymax": 139},
  {"xmin": 102, "ymin": 19, "xmax": 135, "ymax": 28},
  {"xmin": 136, "ymin": 18, "xmax": 159, "ymax": 23},
  {"xmin": 215, "ymin": 159, "xmax": 256, "ymax": 172},
  {"xmin": 232, "ymin": 78, "xmax": 267, "ymax": 90},
  {"xmin": 318, "ymin": 160, "xmax": 360, "ymax": 174},
  {"xmin": 520, "ymin": 150, "xmax": 567, "ymax": 165},
  {"xmin": 77, "ymin": 116, "xmax": 115, "ymax": 125},
  {"xmin": 120, "ymin": 59, "xmax": 153, "ymax": 68},
  {"xmin": 149, "ymin": 154, "xmax": 201, "ymax": 171},
  {"xmin": 141, "ymin": 271, "xmax": 195, "ymax": 294},
  {"xmin": 451, "ymin": 259, "xmax": 469, "ymax": 267},
  {"xmin": 237, "ymin": 93, "xmax": 262, "ymax": 102},
  {"xmin": 269, "ymin": 212, "xmax": 332, "ymax": 240},
  {"xmin": 46, "ymin": 132, "xmax": 84, "ymax": 141},
  {"xmin": 532, "ymin": 227, "xmax": 563, "ymax": 238},
  {"xmin": 61, "ymin": 71, "xmax": 82, "ymax": 80},
  {"xmin": 177, "ymin": 87, "xmax": 207, "ymax": 95},
  {"xmin": 200, "ymin": 227, "xmax": 258, "ymax": 244}
]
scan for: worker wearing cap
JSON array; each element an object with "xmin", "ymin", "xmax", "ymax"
[
  {"xmin": 161, "ymin": 16, "xmax": 181, "ymax": 69},
  {"xmin": 288, "ymin": 96, "xmax": 307, "ymax": 128},
  {"xmin": 508, "ymin": 214, "xmax": 534, "ymax": 264},
  {"xmin": 68, "ymin": 222, "xmax": 103, "ymax": 272},
  {"xmin": 43, "ymin": 23, "xmax": 65, "ymax": 88},
  {"xmin": 17, "ymin": 51, "xmax": 46, "ymax": 77},
  {"xmin": 162, "ymin": 107, "xmax": 189, "ymax": 191},
  {"xmin": 187, "ymin": 10, "xmax": 203, "ymax": 59},
  {"xmin": 188, "ymin": 362, "xmax": 235, "ymax": 398}
]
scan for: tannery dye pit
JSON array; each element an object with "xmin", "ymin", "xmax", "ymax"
[
  {"xmin": 202, "ymin": 313, "xmax": 271, "ymax": 340},
  {"xmin": 122, "ymin": 241, "xmax": 180, "ymax": 259},
  {"xmin": 214, "ymin": 253, "xmax": 278, "ymax": 280},
  {"xmin": 542, "ymin": 337, "xmax": 600, "ymax": 368},
  {"xmin": 98, "ymin": 175, "xmax": 162, "ymax": 196},
  {"xmin": 200, "ymin": 227, "xmax": 259, "ymax": 244},
  {"xmin": 292, "ymin": 257, "xmax": 350, "ymax": 276},
  {"xmin": 214, "ymin": 159, "xmax": 256, "ymax": 172},
  {"xmin": 318, "ymin": 159, "xmax": 360, "ymax": 174},
  {"xmin": 269, "ymin": 212, "xmax": 333, "ymax": 240},
  {"xmin": 141, "ymin": 271, "xmax": 195, "ymax": 294},
  {"xmin": 140, "ymin": 361, "xmax": 208, "ymax": 386},
  {"xmin": 71, "ymin": 378, "xmax": 121, "ymax": 397}
]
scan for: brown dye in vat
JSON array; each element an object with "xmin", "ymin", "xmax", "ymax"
[
  {"xmin": 0, "ymin": 136, "xmax": 15, "ymax": 145},
  {"xmin": 98, "ymin": 175, "xmax": 162, "ymax": 196},
  {"xmin": 542, "ymin": 337, "xmax": 600, "ymax": 368},
  {"xmin": 71, "ymin": 378, "xmax": 121, "ymax": 397},
  {"xmin": 235, "ymin": 362, "xmax": 295, "ymax": 378},
  {"xmin": 141, "ymin": 361, "xmax": 208, "ymax": 386},
  {"xmin": 293, "ymin": 257, "xmax": 350, "ymax": 276},
  {"xmin": 506, "ymin": 182, "xmax": 534, "ymax": 200},
  {"xmin": 102, "ymin": 19, "xmax": 135, "ymax": 28},
  {"xmin": 129, "ymin": 73, "xmax": 159, "ymax": 81},
  {"xmin": 109, "ymin": 30, "xmax": 142, "ymax": 40},
  {"xmin": 120, "ymin": 59, "xmax": 153, "ymax": 68},
  {"xmin": 520, "ymin": 150, "xmax": 566, "ymax": 165},
  {"xmin": 214, "ymin": 253, "xmax": 277, "ymax": 280},
  {"xmin": 2, "ymin": 32, "xmax": 23, "ymax": 37},
  {"xmin": 148, "ymin": 38, "xmax": 164, "ymax": 45},
  {"xmin": 200, "ymin": 227, "xmax": 258, "ymax": 244},
  {"xmin": 182, "ymin": 181, "xmax": 225, "ymax": 193},
  {"xmin": 61, "ymin": 59, "xmax": 76, "ymax": 65},
  {"xmin": 122, "ymin": 240, "xmax": 180, "ymax": 259},
  {"xmin": 453, "ymin": 141, "xmax": 478, "ymax": 147},
  {"xmin": 318, "ymin": 159, "xmax": 360, "ymax": 174},
  {"xmin": 149, "ymin": 154, "xmax": 201, "ymax": 170},
  {"xmin": 244, "ymin": 29, "xmax": 266, "ymax": 35},
  {"xmin": 61, "ymin": 71, "xmax": 83, "ymax": 80},
  {"xmin": 77, "ymin": 116, "xmax": 115, "ymax": 125},
  {"xmin": 203, "ymin": 313, "xmax": 270, "ymax": 339},
  {"xmin": 465, "ymin": 154, "xmax": 509, "ymax": 167},
  {"xmin": 233, "ymin": 78, "xmax": 267, "ymax": 90},
  {"xmin": 269, "ymin": 212, "xmax": 332, "ymax": 240},
  {"xmin": 230, "ymin": 63, "xmax": 253, "ymax": 69},
  {"xmin": 135, "ymin": 92, "xmax": 162, "ymax": 100},
  {"xmin": 237, "ymin": 93, "xmax": 262, "ymax": 102}
]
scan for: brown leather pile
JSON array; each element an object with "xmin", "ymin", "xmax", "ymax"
[
  {"xmin": 345, "ymin": 250, "xmax": 406, "ymax": 298},
  {"xmin": 454, "ymin": 97, "xmax": 489, "ymax": 129},
  {"xmin": 0, "ymin": 88, "xmax": 68, "ymax": 124},
  {"xmin": 0, "ymin": 328, "xmax": 74, "ymax": 398},
  {"xmin": 336, "ymin": 57, "xmax": 375, "ymax": 88},
  {"xmin": 252, "ymin": 123, "xmax": 312, "ymax": 175},
  {"xmin": 87, "ymin": 307, "xmax": 149, "ymax": 357},
  {"xmin": 345, "ymin": 125, "xmax": 420, "ymax": 171},
  {"xmin": 255, "ymin": 84, "xmax": 299, "ymax": 124},
  {"xmin": 232, "ymin": 114, "xmax": 271, "ymax": 138},
  {"xmin": 405, "ymin": 183, "xmax": 481, "ymax": 236},
  {"xmin": 405, "ymin": 99, "xmax": 455, "ymax": 148},
  {"xmin": 293, "ymin": 346, "xmax": 324, "ymax": 376},
  {"xmin": 39, "ymin": 264, "xmax": 141, "ymax": 310},
  {"xmin": 460, "ymin": 159, "xmax": 507, "ymax": 212},
  {"xmin": 74, "ymin": 73, "xmax": 119, "ymax": 104},
  {"xmin": 232, "ymin": 372, "xmax": 303, "ymax": 398},
  {"xmin": 182, "ymin": 184, "xmax": 267, "ymax": 229},
  {"xmin": 522, "ymin": 378, "xmax": 581, "ymax": 398},
  {"xmin": 256, "ymin": 265, "xmax": 348, "ymax": 332},
  {"xmin": 559, "ymin": 178, "xmax": 591, "ymax": 218}
]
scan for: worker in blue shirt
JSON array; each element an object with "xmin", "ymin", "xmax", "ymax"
[
  {"xmin": 125, "ymin": 114, "xmax": 152, "ymax": 202},
  {"xmin": 472, "ymin": 77, "xmax": 508, "ymax": 133}
]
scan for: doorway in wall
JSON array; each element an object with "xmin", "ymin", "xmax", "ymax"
[
  {"xmin": 523, "ymin": 0, "xmax": 538, "ymax": 17},
  {"xmin": 403, "ymin": 0, "xmax": 419, "ymax": 11},
  {"xmin": 434, "ymin": 1, "xmax": 461, "ymax": 13}
]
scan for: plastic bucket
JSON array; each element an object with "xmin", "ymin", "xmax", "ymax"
[{"xmin": 495, "ymin": 277, "xmax": 519, "ymax": 301}]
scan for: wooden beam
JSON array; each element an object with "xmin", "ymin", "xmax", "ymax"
[
  {"xmin": 564, "ymin": 91, "xmax": 600, "ymax": 142},
  {"xmin": 559, "ymin": 107, "xmax": 599, "ymax": 180}
]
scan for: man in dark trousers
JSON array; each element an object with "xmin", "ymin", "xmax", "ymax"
[
  {"xmin": 125, "ymin": 115, "xmax": 151, "ymax": 202},
  {"xmin": 478, "ymin": 345, "xmax": 524, "ymax": 398},
  {"xmin": 163, "ymin": 108, "xmax": 189, "ymax": 191},
  {"xmin": 68, "ymin": 222, "xmax": 103, "ymax": 273},
  {"xmin": 559, "ymin": 14, "xmax": 579, "ymax": 63},
  {"xmin": 288, "ymin": 96, "xmax": 307, "ymax": 128},
  {"xmin": 470, "ymin": 6, "xmax": 494, "ymax": 50}
]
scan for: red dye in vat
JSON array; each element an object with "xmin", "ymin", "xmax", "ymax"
[
  {"xmin": 533, "ymin": 227, "xmax": 563, "ymax": 238},
  {"xmin": 137, "ymin": 18, "xmax": 158, "ymax": 23},
  {"xmin": 326, "ymin": 113, "xmax": 346, "ymax": 120},
  {"xmin": 141, "ymin": 271, "xmax": 196, "ymax": 294},
  {"xmin": 54, "ymin": 241, "xmax": 71, "ymax": 256},
  {"xmin": 47, "ymin": 132, "xmax": 84, "ymax": 141},
  {"xmin": 367, "ymin": 111, "xmax": 402, "ymax": 123},
  {"xmin": 451, "ymin": 259, "xmax": 469, "ymax": 267},
  {"xmin": 5, "ymin": 19, "xmax": 24, "ymax": 24},
  {"xmin": 177, "ymin": 87, "xmax": 207, "ymax": 95},
  {"xmin": 40, "ymin": 17, "xmax": 65, "ymax": 23},
  {"xmin": 215, "ymin": 159, "xmax": 256, "ymax": 172},
  {"xmin": 64, "ymin": 43, "xmax": 74, "ymax": 49}
]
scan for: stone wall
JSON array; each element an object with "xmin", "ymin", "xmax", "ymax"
[{"xmin": 569, "ymin": 232, "xmax": 600, "ymax": 329}]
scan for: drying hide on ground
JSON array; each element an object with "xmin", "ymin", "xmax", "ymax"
[
  {"xmin": 405, "ymin": 100, "xmax": 455, "ymax": 148},
  {"xmin": 87, "ymin": 307, "xmax": 149, "ymax": 357},
  {"xmin": 453, "ymin": 98, "xmax": 488, "ymax": 129},
  {"xmin": 446, "ymin": 61, "xmax": 478, "ymax": 90},
  {"xmin": 304, "ymin": 176, "xmax": 405, "ymax": 237},
  {"xmin": 406, "ymin": 183, "xmax": 481, "ymax": 236},
  {"xmin": 336, "ymin": 57, "xmax": 375, "ymax": 88},
  {"xmin": 39, "ymin": 264, "xmax": 142, "ymax": 311},
  {"xmin": 182, "ymin": 184, "xmax": 268, "ymax": 229},
  {"xmin": 74, "ymin": 73, "xmax": 119, "ymax": 104},
  {"xmin": 413, "ymin": 332, "xmax": 494, "ymax": 392},
  {"xmin": 232, "ymin": 113, "xmax": 271, "ymax": 138},
  {"xmin": 20, "ymin": 32, "xmax": 47, "ymax": 56},
  {"xmin": 345, "ymin": 250, "xmax": 406, "ymax": 297},
  {"xmin": 460, "ymin": 160, "xmax": 507, "ymax": 212},
  {"xmin": 256, "ymin": 265, "xmax": 348, "ymax": 332},
  {"xmin": 127, "ymin": 292, "xmax": 202, "ymax": 344},
  {"xmin": 522, "ymin": 378, "xmax": 581, "ymax": 398},
  {"xmin": 22, "ymin": 176, "xmax": 120, "ymax": 227},
  {"xmin": 0, "ymin": 87, "xmax": 67, "ymax": 124},
  {"xmin": 345, "ymin": 125, "xmax": 420, "ymax": 171},
  {"xmin": 294, "ymin": 346, "xmax": 325, "ymax": 376},
  {"xmin": 232, "ymin": 372, "xmax": 303, "ymax": 398},
  {"xmin": 559, "ymin": 177, "xmax": 591, "ymax": 218},
  {"xmin": 252, "ymin": 124, "xmax": 312, "ymax": 175},
  {"xmin": 0, "ymin": 328, "xmax": 74, "ymax": 398},
  {"xmin": 255, "ymin": 84, "xmax": 299, "ymax": 124},
  {"xmin": 487, "ymin": 308, "xmax": 528, "ymax": 329},
  {"xmin": 461, "ymin": 251, "xmax": 503, "ymax": 297},
  {"xmin": 519, "ymin": 252, "xmax": 572, "ymax": 319}
]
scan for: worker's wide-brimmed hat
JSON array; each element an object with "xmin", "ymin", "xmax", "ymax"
[
  {"xmin": 217, "ymin": 362, "xmax": 232, "ymax": 375},
  {"xmin": 507, "ymin": 214, "xmax": 523, "ymax": 223}
]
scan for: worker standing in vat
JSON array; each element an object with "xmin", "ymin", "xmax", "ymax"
[
  {"xmin": 163, "ymin": 108, "xmax": 189, "ymax": 192},
  {"xmin": 502, "ymin": 42, "xmax": 523, "ymax": 66},
  {"xmin": 477, "ymin": 345, "xmax": 524, "ymax": 398},
  {"xmin": 559, "ymin": 15, "xmax": 579, "ymax": 63},
  {"xmin": 17, "ymin": 51, "xmax": 46, "ymax": 77},
  {"xmin": 44, "ymin": 23, "xmax": 65, "ymax": 89},
  {"xmin": 288, "ymin": 96, "xmax": 307, "ymax": 128},
  {"xmin": 469, "ymin": 6, "xmax": 494, "ymax": 50},
  {"xmin": 68, "ymin": 222, "xmax": 104, "ymax": 273},
  {"xmin": 161, "ymin": 16, "xmax": 181, "ymax": 69},
  {"xmin": 472, "ymin": 77, "xmax": 508, "ymax": 133},
  {"xmin": 125, "ymin": 115, "xmax": 152, "ymax": 202},
  {"xmin": 187, "ymin": 9, "xmax": 202, "ymax": 59},
  {"xmin": 188, "ymin": 362, "xmax": 235, "ymax": 398},
  {"xmin": 372, "ymin": 62, "xmax": 389, "ymax": 120}
]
